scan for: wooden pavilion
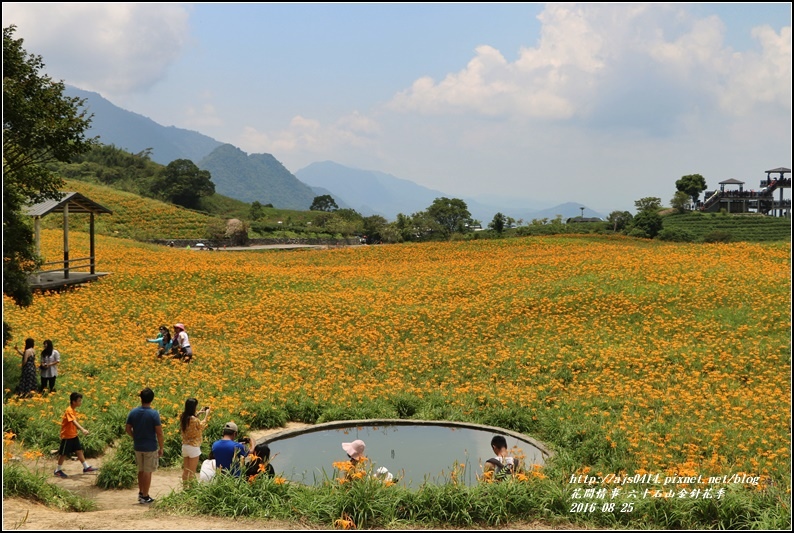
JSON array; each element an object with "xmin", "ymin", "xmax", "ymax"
[{"xmin": 24, "ymin": 192, "xmax": 113, "ymax": 290}]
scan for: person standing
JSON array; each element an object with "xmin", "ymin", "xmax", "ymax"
[
  {"xmin": 39, "ymin": 339, "xmax": 60, "ymax": 393},
  {"xmin": 14, "ymin": 338, "xmax": 38, "ymax": 397},
  {"xmin": 172, "ymin": 323, "xmax": 193, "ymax": 362},
  {"xmin": 125, "ymin": 388, "xmax": 164, "ymax": 504},
  {"xmin": 54, "ymin": 392, "xmax": 97, "ymax": 477},
  {"xmin": 179, "ymin": 398, "xmax": 210, "ymax": 484}
]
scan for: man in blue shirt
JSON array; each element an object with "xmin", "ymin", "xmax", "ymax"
[
  {"xmin": 211, "ymin": 421, "xmax": 255, "ymax": 477},
  {"xmin": 125, "ymin": 387, "xmax": 164, "ymax": 504}
]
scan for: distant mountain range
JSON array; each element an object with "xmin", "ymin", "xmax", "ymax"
[
  {"xmin": 65, "ymin": 86, "xmax": 223, "ymax": 165},
  {"xmin": 64, "ymin": 85, "xmax": 604, "ymax": 220}
]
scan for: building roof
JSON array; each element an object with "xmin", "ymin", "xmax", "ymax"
[
  {"xmin": 765, "ymin": 167, "xmax": 791, "ymax": 174},
  {"xmin": 719, "ymin": 178, "xmax": 745, "ymax": 185},
  {"xmin": 24, "ymin": 192, "xmax": 113, "ymax": 217}
]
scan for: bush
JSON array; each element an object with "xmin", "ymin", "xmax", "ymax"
[
  {"xmin": 702, "ymin": 230, "xmax": 732, "ymax": 243},
  {"xmin": 4, "ymin": 462, "xmax": 96, "ymax": 511},
  {"xmin": 657, "ymin": 227, "xmax": 696, "ymax": 242},
  {"xmin": 387, "ymin": 393, "xmax": 422, "ymax": 418},
  {"xmin": 285, "ymin": 395, "xmax": 324, "ymax": 424},
  {"xmin": 95, "ymin": 455, "xmax": 138, "ymax": 489}
]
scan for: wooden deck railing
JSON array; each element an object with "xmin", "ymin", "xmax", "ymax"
[{"xmin": 38, "ymin": 256, "xmax": 96, "ymax": 278}]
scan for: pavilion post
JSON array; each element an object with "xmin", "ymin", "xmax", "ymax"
[
  {"xmin": 34, "ymin": 216, "xmax": 41, "ymax": 284},
  {"xmin": 63, "ymin": 203, "xmax": 69, "ymax": 279},
  {"xmin": 90, "ymin": 212, "xmax": 96, "ymax": 274}
]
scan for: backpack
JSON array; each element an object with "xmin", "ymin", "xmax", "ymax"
[{"xmin": 485, "ymin": 457, "xmax": 515, "ymax": 480}]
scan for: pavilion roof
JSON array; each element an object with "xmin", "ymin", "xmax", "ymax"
[{"xmin": 25, "ymin": 192, "xmax": 113, "ymax": 217}]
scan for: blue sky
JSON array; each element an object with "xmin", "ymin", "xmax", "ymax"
[{"xmin": 4, "ymin": 3, "xmax": 791, "ymax": 214}]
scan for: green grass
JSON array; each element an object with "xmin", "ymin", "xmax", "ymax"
[
  {"xmin": 3, "ymin": 462, "xmax": 96, "ymax": 512},
  {"xmin": 662, "ymin": 212, "xmax": 791, "ymax": 242},
  {"xmin": 154, "ymin": 464, "xmax": 789, "ymax": 530}
]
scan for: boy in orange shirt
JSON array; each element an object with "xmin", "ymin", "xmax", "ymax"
[{"xmin": 54, "ymin": 392, "xmax": 98, "ymax": 478}]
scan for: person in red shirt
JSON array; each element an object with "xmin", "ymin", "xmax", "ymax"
[{"xmin": 54, "ymin": 392, "xmax": 98, "ymax": 478}]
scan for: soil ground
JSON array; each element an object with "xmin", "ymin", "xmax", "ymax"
[{"xmin": 2, "ymin": 423, "xmax": 582, "ymax": 531}]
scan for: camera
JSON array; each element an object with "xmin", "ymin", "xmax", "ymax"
[{"xmin": 238, "ymin": 437, "xmax": 248, "ymax": 443}]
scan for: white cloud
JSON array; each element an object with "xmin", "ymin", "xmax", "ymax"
[
  {"xmin": 387, "ymin": 3, "xmax": 792, "ymax": 126},
  {"xmin": 2, "ymin": 3, "xmax": 190, "ymax": 97},
  {"xmin": 236, "ymin": 113, "xmax": 381, "ymax": 161},
  {"xmin": 719, "ymin": 25, "xmax": 792, "ymax": 114}
]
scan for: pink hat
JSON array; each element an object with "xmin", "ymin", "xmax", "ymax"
[
  {"xmin": 341, "ymin": 439, "xmax": 366, "ymax": 460},
  {"xmin": 174, "ymin": 323, "xmax": 185, "ymax": 331}
]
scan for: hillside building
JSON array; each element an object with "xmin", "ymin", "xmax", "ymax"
[{"xmin": 699, "ymin": 167, "xmax": 791, "ymax": 217}]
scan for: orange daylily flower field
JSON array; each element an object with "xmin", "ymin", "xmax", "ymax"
[{"xmin": 3, "ymin": 230, "xmax": 791, "ymax": 486}]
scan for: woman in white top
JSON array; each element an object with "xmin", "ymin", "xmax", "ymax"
[
  {"xmin": 173, "ymin": 323, "xmax": 193, "ymax": 362},
  {"xmin": 39, "ymin": 339, "xmax": 61, "ymax": 393}
]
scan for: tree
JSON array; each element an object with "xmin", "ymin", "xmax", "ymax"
[
  {"xmin": 426, "ymin": 197, "xmax": 473, "ymax": 237},
  {"xmin": 489, "ymin": 212, "xmax": 506, "ymax": 233},
  {"xmin": 629, "ymin": 209, "xmax": 663, "ymax": 238},
  {"xmin": 362, "ymin": 215, "xmax": 388, "ymax": 243},
  {"xmin": 675, "ymin": 174, "xmax": 707, "ymax": 204},
  {"xmin": 670, "ymin": 191, "xmax": 690, "ymax": 213},
  {"xmin": 310, "ymin": 194, "xmax": 338, "ymax": 212},
  {"xmin": 634, "ymin": 197, "xmax": 662, "ymax": 213},
  {"xmin": 606, "ymin": 210, "xmax": 633, "ymax": 232},
  {"xmin": 151, "ymin": 159, "xmax": 214, "ymax": 209},
  {"xmin": 249, "ymin": 201, "xmax": 265, "ymax": 221},
  {"xmin": 3, "ymin": 25, "xmax": 96, "ymax": 340}
]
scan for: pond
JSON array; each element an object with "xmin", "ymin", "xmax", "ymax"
[{"xmin": 264, "ymin": 419, "xmax": 551, "ymax": 488}]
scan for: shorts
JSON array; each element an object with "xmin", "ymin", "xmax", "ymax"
[
  {"xmin": 135, "ymin": 450, "xmax": 160, "ymax": 473},
  {"xmin": 182, "ymin": 444, "xmax": 201, "ymax": 458},
  {"xmin": 58, "ymin": 437, "xmax": 82, "ymax": 456}
]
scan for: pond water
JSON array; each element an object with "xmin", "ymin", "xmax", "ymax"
[{"xmin": 265, "ymin": 422, "xmax": 548, "ymax": 488}]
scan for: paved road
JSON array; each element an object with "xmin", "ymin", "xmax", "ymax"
[{"xmin": 204, "ymin": 243, "xmax": 364, "ymax": 251}]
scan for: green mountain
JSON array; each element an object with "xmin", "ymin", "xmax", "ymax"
[{"xmin": 198, "ymin": 144, "xmax": 317, "ymax": 209}]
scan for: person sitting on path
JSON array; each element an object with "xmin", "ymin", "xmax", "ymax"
[
  {"xmin": 211, "ymin": 421, "xmax": 254, "ymax": 477},
  {"xmin": 245, "ymin": 442, "xmax": 275, "ymax": 480}
]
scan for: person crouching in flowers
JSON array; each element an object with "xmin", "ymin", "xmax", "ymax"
[
  {"xmin": 482, "ymin": 435, "xmax": 518, "ymax": 482},
  {"xmin": 334, "ymin": 439, "xmax": 367, "ymax": 482},
  {"xmin": 172, "ymin": 323, "xmax": 193, "ymax": 362},
  {"xmin": 146, "ymin": 326, "xmax": 172, "ymax": 358},
  {"xmin": 245, "ymin": 442, "xmax": 275, "ymax": 481},
  {"xmin": 334, "ymin": 439, "xmax": 396, "ymax": 485}
]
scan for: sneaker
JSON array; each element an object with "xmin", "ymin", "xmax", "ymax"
[
  {"xmin": 54, "ymin": 470, "xmax": 68, "ymax": 478},
  {"xmin": 83, "ymin": 465, "xmax": 99, "ymax": 473},
  {"xmin": 139, "ymin": 495, "xmax": 155, "ymax": 504}
]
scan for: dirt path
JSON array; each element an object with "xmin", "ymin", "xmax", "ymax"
[
  {"xmin": 3, "ymin": 422, "xmax": 575, "ymax": 530},
  {"xmin": 3, "ymin": 424, "xmax": 318, "ymax": 531}
]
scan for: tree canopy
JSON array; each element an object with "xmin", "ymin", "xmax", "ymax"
[
  {"xmin": 634, "ymin": 197, "xmax": 662, "ymax": 213},
  {"xmin": 426, "ymin": 197, "xmax": 473, "ymax": 237},
  {"xmin": 310, "ymin": 194, "xmax": 338, "ymax": 212},
  {"xmin": 489, "ymin": 212, "xmax": 506, "ymax": 233},
  {"xmin": 675, "ymin": 174, "xmax": 708, "ymax": 204},
  {"xmin": 3, "ymin": 25, "xmax": 96, "ymax": 321},
  {"xmin": 151, "ymin": 159, "xmax": 215, "ymax": 209}
]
